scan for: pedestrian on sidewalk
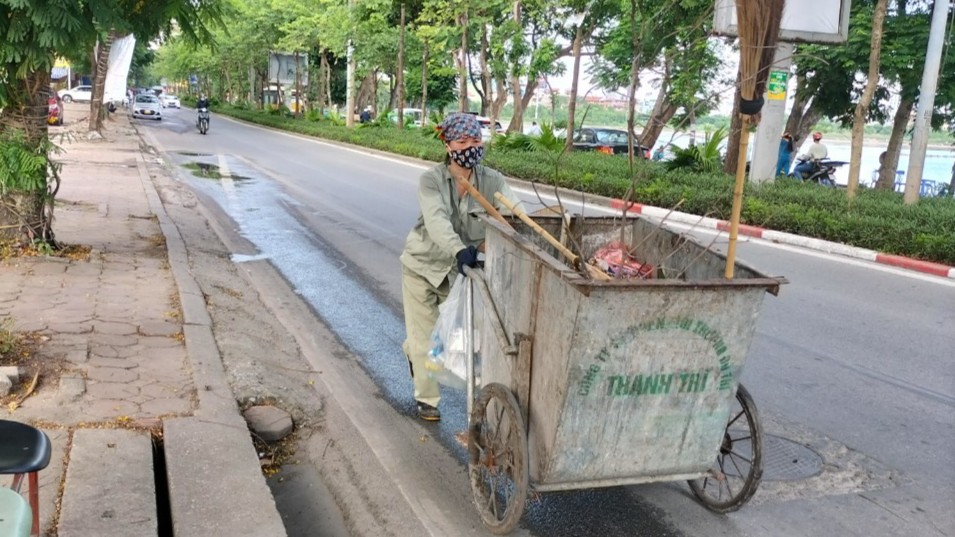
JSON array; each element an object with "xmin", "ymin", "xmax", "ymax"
[
  {"xmin": 399, "ymin": 112, "xmax": 523, "ymax": 421},
  {"xmin": 775, "ymin": 132, "xmax": 794, "ymax": 176}
]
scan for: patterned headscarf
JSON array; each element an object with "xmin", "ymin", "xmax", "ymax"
[{"xmin": 437, "ymin": 112, "xmax": 481, "ymax": 143}]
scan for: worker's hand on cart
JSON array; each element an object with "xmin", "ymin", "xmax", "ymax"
[{"xmin": 456, "ymin": 245, "xmax": 479, "ymax": 275}]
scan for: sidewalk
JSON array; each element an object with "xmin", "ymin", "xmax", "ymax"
[{"xmin": 0, "ymin": 110, "xmax": 284, "ymax": 536}]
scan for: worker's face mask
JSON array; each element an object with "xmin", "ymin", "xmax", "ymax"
[{"xmin": 449, "ymin": 145, "xmax": 484, "ymax": 169}]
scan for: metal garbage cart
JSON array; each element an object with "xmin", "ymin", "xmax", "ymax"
[{"xmin": 461, "ymin": 214, "xmax": 785, "ymax": 534}]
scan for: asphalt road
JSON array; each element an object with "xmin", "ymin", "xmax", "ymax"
[{"xmin": 141, "ymin": 107, "xmax": 955, "ymax": 537}]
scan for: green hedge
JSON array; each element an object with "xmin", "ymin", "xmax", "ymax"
[{"xmin": 215, "ymin": 105, "xmax": 955, "ymax": 266}]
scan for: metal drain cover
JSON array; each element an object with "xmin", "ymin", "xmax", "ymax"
[{"xmin": 761, "ymin": 434, "xmax": 824, "ymax": 481}]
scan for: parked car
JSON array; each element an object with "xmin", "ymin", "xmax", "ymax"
[
  {"xmin": 47, "ymin": 96, "xmax": 63, "ymax": 125},
  {"xmin": 573, "ymin": 127, "xmax": 650, "ymax": 158},
  {"xmin": 474, "ymin": 115, "xmax": 504, "ymax": 141},
  {"xmin": 58, "ymin": 85, "xmax": 93, "ymax": 103},
  {"xmin": 160, "ymin": 94, "xmax": 181, "ymax": 108},
  {"xmin": 386, "ymin": 108, "xmax": 424, "ymax": 126},
  {"xmin": 131, "ymin": 94, "xmax": 162, "ymax": 120}
]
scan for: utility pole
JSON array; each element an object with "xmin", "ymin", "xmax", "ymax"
[
  {"xmin": 345, "ymin": 0, "xmax": 356, "ymax": 128},
  {"xmin": 749, "ymin": 42, "xmax": 793, "ymax": 182},
  {"xmin": 903, "ymin": 0, "xmax": 951, "ymax": 204}
]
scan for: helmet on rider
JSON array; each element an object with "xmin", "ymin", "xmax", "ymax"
[{"xmin": 812, "ymin": 131, "xmax": 823, "ymax": 142}]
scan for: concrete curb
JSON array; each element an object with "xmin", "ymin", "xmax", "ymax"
[
  {"xmin": 133, "ymin": 137, "xmax": 287, "ymax": 535},
  {"xmin": 607, "ymin": 198, "xmax": 955, "ymax": 280}
]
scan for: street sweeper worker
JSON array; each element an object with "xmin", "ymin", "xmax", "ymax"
[{"xmin": 399, "ymin": 112, "xmax": 523, "ymax": 421}]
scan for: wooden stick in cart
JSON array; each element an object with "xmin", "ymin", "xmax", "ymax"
[
  {"xmin": 453, "ymin": 175, "xmax": 509, "ymax": 226},
  {"xmin": 494, "ymin": 193, "xmax": 612, "ymax": 281}
]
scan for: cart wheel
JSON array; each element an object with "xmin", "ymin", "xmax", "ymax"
[
  {"xmin": 688, "ymin": 383, "xmax": 763, "ymax": 513},
  {"xmin": 468, "ymin": 383, "xmax": 529, "ymax": 534}
]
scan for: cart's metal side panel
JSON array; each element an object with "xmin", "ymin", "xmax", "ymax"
[
  {"xmin": 528, "ymin": 269, "xmax": 583, "ymax": 482},
  {"xmin": 540, "ymin": 286, "xmax": 767, "ymax": 484},
  {"xmin": 477, "ymin": 214, "xmax": 782, "ymax": 488},
  {"xmin": 480, "ymin": 230, "xmax": 537, "ymax": 411}
]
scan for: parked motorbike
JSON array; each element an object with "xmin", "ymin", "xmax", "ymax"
[
  {"xmin": 790, "ymin": 158, "xmax": 846, "ymax": 187},
  {"xmin": 197, "ymin": 108, "xmax": 210, "ymax": 135}
]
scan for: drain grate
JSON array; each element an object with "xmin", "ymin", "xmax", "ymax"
[{"xmin": 761, "ymin": 434, "xmax": 824, "ymax": 481}]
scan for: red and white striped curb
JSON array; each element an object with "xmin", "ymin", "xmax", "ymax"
[{"xmin": 610, "ymin": 199, "xmax": 955, "ymax": 280}]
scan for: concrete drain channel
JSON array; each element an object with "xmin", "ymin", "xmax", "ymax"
[{"xmin": 761, "ymin": 434, "xmax": 824, "ymax": 481}]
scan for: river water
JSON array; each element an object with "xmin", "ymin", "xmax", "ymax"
[{"xmin": 659, "ymin": 129, "xmax": 955, "ymax": 194}]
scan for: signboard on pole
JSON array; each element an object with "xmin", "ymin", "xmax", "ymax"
[
  {"xmin": 766, "ymin": 71, "xmax": 788, "ymax": 101},
  {"xmin": 713, "ymin": 0, "xmax": 851, "ymax": 44},
  {"xmin": 268, "ymin": 52, "xmax": 308, "ymax": 86}
]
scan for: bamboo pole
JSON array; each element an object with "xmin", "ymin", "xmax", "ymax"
[{"xmin": 725, "ymin": 119, "xmax": 750, "ymax": 279}]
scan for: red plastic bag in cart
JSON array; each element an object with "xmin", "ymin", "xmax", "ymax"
[{"xmin": 590, "ymin": 241, "xmax": 655, "ymax": 279}]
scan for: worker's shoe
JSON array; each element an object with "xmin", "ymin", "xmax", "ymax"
[{"xmin": 417, "ymin": 402, "xmax": 441, "ymax": 421}]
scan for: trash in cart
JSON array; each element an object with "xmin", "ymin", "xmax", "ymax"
[
  {"xmin": 590, "ymin": 240, "xmax": 656, "ymax": 279},
  {"xmin": 425, "ymin": 274, "xmax": 483, "ymax": 390}
]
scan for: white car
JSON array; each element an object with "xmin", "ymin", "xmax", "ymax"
[
  {"xmin": 161, "ymin": 94, "xmax": 181, "ymax": 108},
  {"xmin": 131, "ymin": 94, "xmax": 162, "ymax": 120},
  {"xmin": 476, "ymin": 116, "xmax": 504, "ymax": 141},
  {"xmin": 58, "ymin": 85, "xmax": 93, "ymax": 103}
]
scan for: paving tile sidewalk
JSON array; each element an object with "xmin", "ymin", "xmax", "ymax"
[
  {"xmin": 0, "ymin": 111, "xmax": 196, "ymax": 534},
  {"xmin": 0, "ymin": 112, "xmax": 195, "ymax": 423}
]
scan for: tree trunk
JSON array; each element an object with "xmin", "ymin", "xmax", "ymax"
[
  {"xmin": 783, "ymin": 75, "xmax": 824, "ymax": 162},
  {"xmin": 507, "ymin": 1, "xmax": 524, "ymax": 134},
  {"xmin": 89, "ymin": 31, "xmax": 118, "ymax": 133},
  {"xmin": 421, "ymin": 41, "xmax": 429, "ymax": 123},
  {"xmin": 491, "ymin": 77, "xmax": 508, "ymax": 122},
  {"xmin": 0, "ymin": 70, "xmax": 54, "ymax": 244},
  {"xmin": 478, "ymin": 26, "xmax": 492, "ymax": 116},
  {"xmin": 564, "ymin": 23, "xmax": 585, "ymax": 152},
  {"xmin": 625, "ymin": 0, "xmax": 642, "ymax": 167},
  {"xmin": 519, "ymin": 78, "xmax": 539, "ymax": 112},
  {"xmin": 876, "ymin": 94, "xmax": 914, "ymax": 190},
  {"xmin": 295, "ymin": 53, "xmax": 302, "ymax": 119},
  {"xmin": 723, "ymin": 73, "xmax": 743, "ymax": 175},
  {"xmin": 638, "ymin": 60, "xmax": 676, "ymax": 149},
  {"xmin": 847, "ymin": 0, "xmax": 888, "ymax": 198},
  {"xmin": 458, "ymin": 9, "xmax": 469, "ymax": 112},
  {"xmin": 397, "ymin": 4, "xmax": 406, "ymax": 128}
]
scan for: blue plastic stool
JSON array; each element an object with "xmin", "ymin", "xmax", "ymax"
[{"xmin": 0, "ymin": 420, "xmax": 51, "ymax": 537}]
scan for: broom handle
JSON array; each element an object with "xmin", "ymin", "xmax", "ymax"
[
  {"xmin": 494, "ymin": 193, "xmax": 581, "ymax": 265},
  {"xmin": 454, "ymin": 176, "xmax": 510, "ymax": 226},
  {"xmin": 493, "ymin": 194, "xmax": 612, "ymax": 281},
  {"xmin": 725, "ymin": 120, "xmax": 750, "ymax": 279}
]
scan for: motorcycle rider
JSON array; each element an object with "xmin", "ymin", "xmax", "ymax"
[
  {"xmin": 196, "ymin": 94, "xmax": 210, "ymax": 128},
  {"xmin": 791, "ymin": 131, "xmax": 828, "ymax": 179}
]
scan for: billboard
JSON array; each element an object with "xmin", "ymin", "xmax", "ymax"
[
  {"xmin": 713, "ymin": 0, "xmax": 852, "ymax": 44},
  {"xmin": 268, "ymin": 52, "xmax": 309, "ymax": 86}
]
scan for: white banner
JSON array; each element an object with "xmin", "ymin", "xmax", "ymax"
[{"xmin": 105, "ymin": 34, "xmax": 136, "ymax": 103}]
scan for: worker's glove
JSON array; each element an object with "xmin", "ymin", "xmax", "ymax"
[{"xmin": 455, "ymin": 245, "xmax": 479, "ymax": 275}]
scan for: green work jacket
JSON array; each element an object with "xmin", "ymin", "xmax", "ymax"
[{"xmin": 400, "ymin": 163, "xmax": 523, "ymax": 287}]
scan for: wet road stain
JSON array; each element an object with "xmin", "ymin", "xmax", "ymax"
[{"xmin": 184, "ymin": 161, "xmax": 252, "ymax": 181}]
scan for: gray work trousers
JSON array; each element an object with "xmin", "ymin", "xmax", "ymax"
[{"xmin": 401, "ymin": 265, "xmax": 451, "ymax": 407}]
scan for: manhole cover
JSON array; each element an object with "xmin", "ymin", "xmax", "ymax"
[{"xmin": 761, "ymin": 434, "xmax": 824, "ymax": 481}]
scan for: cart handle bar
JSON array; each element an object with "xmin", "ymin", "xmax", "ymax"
[{"xmin": 462, "ymin": 266, "xmax": 517, "ymax": 356}]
